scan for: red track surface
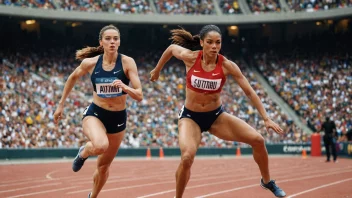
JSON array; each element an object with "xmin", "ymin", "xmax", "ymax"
[{"xmin": 0, "ymin": 156, "xmax": 351, "ymax": 198}]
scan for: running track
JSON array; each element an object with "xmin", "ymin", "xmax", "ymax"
[{"xmin": 0, "ymin": 156, "xmax": 351, "ymax": 198}]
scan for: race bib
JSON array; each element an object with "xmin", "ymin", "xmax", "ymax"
[
  {"xmin": 191, "ymin": 75, "xmax": 222, "ymax": 91},
  {"xmin": 95, "ymin": 77, "xmax": 123, "ymax": 98}
]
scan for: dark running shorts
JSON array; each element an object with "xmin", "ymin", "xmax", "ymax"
[
  {"xmin": 82, "ymin": 103, "xmax": 127, "ymax": 134},
  {"xmin": 178, "ymin": 105, "xmax": 224, "ymax": 132}
]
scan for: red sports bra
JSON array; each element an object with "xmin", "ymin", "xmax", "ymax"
[{"xmin": 186, "ymin": 51, "xmax": 226, "ymax": 94}]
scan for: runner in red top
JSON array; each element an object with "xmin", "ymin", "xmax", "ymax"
[
  {"xmin": 186, "ymin": 50, "xmax": 226, "ymax": 94},
  {"xmin": 150, "ymin": 25, "xmax": 286, "ymax": 198}
]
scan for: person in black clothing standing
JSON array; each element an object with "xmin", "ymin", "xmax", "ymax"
[
  {"xmin": 346, "ymin": 128, "xmax": 352, "ymax": 141},
  {"xmin": 321, "ymin": 117, "xmax": 337, "ymax": 162}
]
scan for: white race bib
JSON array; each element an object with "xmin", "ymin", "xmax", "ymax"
[
  {"xmin": 95, "ymin": 77, "xmax": 123, "ymax": 98},
  {"xmin": 191, "ymin": 75, "xmax": 222, "ymax": 91}
]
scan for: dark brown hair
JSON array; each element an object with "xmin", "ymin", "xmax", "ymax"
[
  {"xmin": 76, "ymin": 25, "xmax": 120, "ymax": 61},
  {"xmin": 169, "ymin": 25, "xmax": 222, "ymax": 50}
]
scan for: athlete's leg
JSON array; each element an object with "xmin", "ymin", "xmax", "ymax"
[
  {"xmin": 209, "ymin": 113, "xmax": 270, "ymax": 183},
  {"xmin": 72, "ymin": 116, "xmax": 109, "ymax": 172},
  {"xmin": 209, "ymin": 113, "xmax": 285, "ymax": 197},
  {"xmin": 80, "ymin": 116, "xmax": 109, "ymax": 158},
  {"xmin": 175, "ymin": 119, "xmax": 201, "ymax": 198},
  {"xmin": 90, "ymin": 131, "xmax": 125, "ymax": 198}
]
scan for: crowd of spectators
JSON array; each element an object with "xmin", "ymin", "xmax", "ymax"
[
  {"xmin": 0, "ymin": 0, "xmax": 239, "ymax": 15},
  {"xmin": 219, "ymin": 0, "xmax": 241, "ymax": 14},
  {"xmin": 253, "ymin": 51, "xmax": 352, "ymax": 143},
  {"xmin": 0, "ymin": 0, "xmax": 56, "ymax": 9},
  {"xmin": 3, "ymin": 0, "xmax": 351, "ymax": 15},
  {"xmin": 286, "ymin": 0, "xmax": 352, "ymax": 12},
  {"xmin": 0, "ymin": 0, "xmax": 244, "ymax": 14},
  {"xmin": 247, "ymin": 0, "xmax": 281, "ymax": 14},
  {"xmin": 1, "ymin": 0, "xmax": 153, "ymax": 14},
  {"xmin": 153, "ymin": 0, "xmax": 215, "ymax": 15},
  {"xmin": 0, "ymin": 49, "xmax": 307, "ymax": 148},
  {"xmin": 57, "ymin": 0, "xmax": 153, "ymax": 14}
]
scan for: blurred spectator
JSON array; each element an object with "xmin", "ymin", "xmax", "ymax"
[
  {"xmin": 287, "ymin": 0, "xmax": 352, "ymax": 12},
  {"xmin": 154, "ymin": 0, "xmax": 215, "ymax": 14},
  {"xmin": 219, "ymin": 0, "xmax": 241, "ymax": 14},
  {"xmin": 1, "ymin": 0, "xmax": 55, "ymax": 9},
  {"xmin": 247, "ymin": 0, "xmax": 281, "ymax": 14}
]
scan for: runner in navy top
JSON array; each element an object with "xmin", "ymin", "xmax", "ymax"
[
  {"xmin": 53, "ymin": 25, "xmax": 143, "ymax": 198},
  {"xmin": 150, "ymin": 25, "xmax": 286, "ymax": 198}
]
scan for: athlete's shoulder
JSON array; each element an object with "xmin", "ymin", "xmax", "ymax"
[
  {"xmin": 218, "ymin": 52, "xmax": 227, "ymax": 60},
  {"xmin": 121, "ymin": 54, "xmax": 137, "ymax": 66},
  {"xmin": 220, "ymin": 55, "xmax": 240, "ymax": 75},
  {"xmin": 191, "ymin": 50, "xmax": 201, "ymax": 56},
  {"xmin": 81, "ymin": 55, "xmax": 100, "ymax": 67},
  {"xmin": 220, "ymin": 55, "xmax": 232, "ymax": 66},
  {"xmin": 182, "ymin": 49, "xmax": 199, "ymax": 61},
  {"xmin": 120, "ymin": 54, "xmax": 134, "ymax": 61}
]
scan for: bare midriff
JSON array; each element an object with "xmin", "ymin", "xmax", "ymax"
[
  {"xmin": 184, "ymin": 88, "xmax": 222, "ymax": 112},
  {"xmin": 92, "ymin": 92, "xmax": 127, "ymax": 111}
]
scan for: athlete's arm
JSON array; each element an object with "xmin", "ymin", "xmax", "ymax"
[
  {"xmin": 54, "ymin": 57, "xmax": 95, "ymax": 123},
  {"xmin": 157, "ymin": 44, "xmax": 193, "ymax": 70},
  {"xmin": 150, "ymin": 44, "xmax": 193, "ymax": 81},
  {"xmin": 59, "ymin": 58, "xmax": 95, "ymax": 105},
  {"xmin": 114, "ymin": 56, "xmax": 143, "ymax": 102},
  {"xmin": 224, "ymin": 59, "xmax": 284, "ymax": 134}
]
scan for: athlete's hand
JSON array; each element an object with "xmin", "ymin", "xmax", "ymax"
[
  {"xmin": 264, "ymin": 119, "xmax": 284, "ymax": 134},
  {"xmin": 53, "ymin": 104, "xmax": 64, "ymax": 125},
  {"xmin": 112, "ymin": 79, "xmax": 128, "ymax": 91},
  {"xmin": 150, "ymin": 68, "xmax": 160, "ymax": 82}
]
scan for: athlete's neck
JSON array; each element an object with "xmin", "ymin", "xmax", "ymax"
[
  {"xmin": 103, "ymin": 52, "xmax": 118, "ymax": 65},
  {"xmin": 202, "ymin": 53, "xmax": 217, "ymax": 65}
]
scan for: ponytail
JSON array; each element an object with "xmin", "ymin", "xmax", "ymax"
[
  {"xmin": 169, "ymin": 28, "xmax": 200, "ymax": 50},
  {"xmin": 75, "ymin": 46, "xmax": 104, "ymax": 61}
]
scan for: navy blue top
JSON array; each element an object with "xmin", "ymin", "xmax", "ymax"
[{"xmin": 91, "ymin": 53, "xmax": 130, "ymax": 98}]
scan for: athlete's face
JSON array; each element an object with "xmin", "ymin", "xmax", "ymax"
[
  {"xmin": 99, "ymin": 29, "xmax": 120, "ymax": 53},
  {"xmin": 200, "ymin": 31, "xmax": 222, "ymax": 57}
]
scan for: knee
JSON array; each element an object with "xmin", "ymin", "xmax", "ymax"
[
  {"xmin": 98, "ymin": 164, "xmax": 111, "ymax": 174},
  {"xmin": 180, "ymin": 153, "xmax": 195, "ymax": 169},
  {"xmin": 92, "ymin": 142, "xmax": 109, "ymax": 155},
  {"xmin": 250, "ymin": 134, "xmax": 265, "ymax": 148}
]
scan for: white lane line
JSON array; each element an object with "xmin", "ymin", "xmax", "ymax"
[
  {"xmin": 194, "ymin": 169, "xmax": 352, "ymax": 198},
  {"xmin": 0, "ymin": 178, "xmax": 44, "ymax": 185},
  {"xmin": 197, "ymin": 184, "xmax": 259, "ymax": 198},
  {"xmin": 67, "ymin": 181, "xmax": 174, "ymax": 194},
  {"xmin": 0, "ymin": 183, "xmax": 61, "ymax": 193},
  {"xmin": 6, "ymin": 186, "xmax": 80, "ymax": 198},
  {"xmin": 66, "ymin": 169, "xmax": 243, "ymax": 194},
  {"xmin": 0, "ymin": 180, "xmax": 58, "ymax": 188},
  {"xmin": 67, "ymin": 169, "xmax": 237, "ymax": 194},
  {"xmin": 287, "ymin": 178, "xmax": 352, "ymax": 198},
  {"xmin": 136, "ymin": 176, "xmax": 260, "ymax": 198},
  {"xmin": 45, "ymin": 170, "xmax": 60, "ymax": 180},
  {"xmin": 136, "ymin": 165, "xmax": 340, "ymax": 198},
  {"xmin": 137, "ymin": 189, "xmax": 176, "ymax": 198}
]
